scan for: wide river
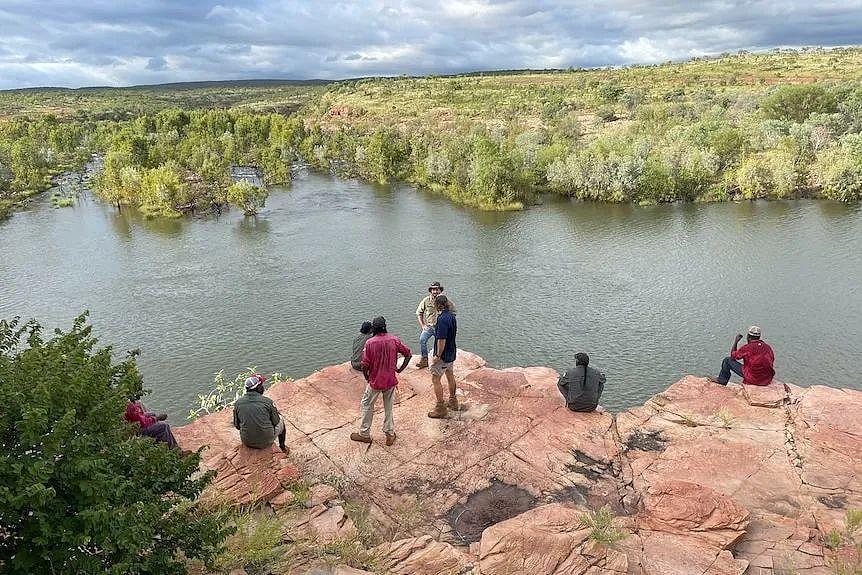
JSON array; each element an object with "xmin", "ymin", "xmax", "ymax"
[{"xmin": 1, "ymin": 169, "xmax": 860, "ymax": 416}]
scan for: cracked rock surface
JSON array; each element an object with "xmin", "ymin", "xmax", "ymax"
[{"xmin": 175, "ymin": 353, "xmax": 861, "ymax": 575}]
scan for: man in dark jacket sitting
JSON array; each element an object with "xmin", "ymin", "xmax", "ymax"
[
  {"xmin": 233, "ymin": 373, "xmax": 288, "ymax": 453},
  {"xmin": 557, "ymin": 352, "xmax": 606, "ymax": 413}
]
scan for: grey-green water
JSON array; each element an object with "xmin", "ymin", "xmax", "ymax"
[{"xmin": 1, "ymin": 169, "xmax": 860, "ymax": 416}]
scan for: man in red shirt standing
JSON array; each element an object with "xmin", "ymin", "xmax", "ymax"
[
  {"xmin": 709, "ymin": 325, "xmax": 775, "ymax": 386},
  {"xmin": 350, "ymin": 316, "xmax": 411, "ymax": 446}
]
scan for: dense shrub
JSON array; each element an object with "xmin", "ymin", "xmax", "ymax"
[
  {"xmin": 0, "ymin": 314, "xmax": 231, "ymax": 574},
  {"xmin": 817, "ymin": 133, "xmax": 862, "ymax": 202},
  {"xmin": 227, "ymin": 180, "xmax": 268, "ymax": 215},
  {"xmin": 94, "ymin": 110, "xmax": 302, "ymax": 214},
  {"xmin": 760, "ymin": 84, "xmax": 838, "ymax": 122},
  {"xmin": 547, "ymin": 137, "xmax": 648, "ymax": 202}
]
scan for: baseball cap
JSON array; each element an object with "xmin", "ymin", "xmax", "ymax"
[
  {"xmin": 747, "ymin": 326, "xmax": 762, "ymax": 337},
  {"xmin": 244, "ymin": 373, "xmax": 268, "ymax": 389}
]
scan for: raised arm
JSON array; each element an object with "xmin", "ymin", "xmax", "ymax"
[{"xmin": 730, "ymin": 333, "xmax": 743, "ymax": 354}]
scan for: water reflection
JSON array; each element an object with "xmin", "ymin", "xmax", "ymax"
[
  {"xmin": 816, "ymin": 199, "xmax": 862, "ymax": 220},
  {"xmin": 108, "ymin": 211, "xmax": 133, "ymax": 242},
  {"xmin": 237, "ymin": 215, "xmax": 271, "ymax": 235},
  {"xmin": 141, "ymin": 215, "xmax": 184, "ymax": 238}
]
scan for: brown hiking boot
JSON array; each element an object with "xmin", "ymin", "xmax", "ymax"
[
  {"xmin": 385, "ymin": 432, "xmax": 397, "ymax": 446},
  {"xmin": 350, "ymin": 432, "xmax": 372, "ymax": 444},
  {"xmin": 414, "ymin": 357, "xmax": 429, "ymax": 369},
  {"xmin": 447, "ymin": 396, "xmax": 460, "ymax": 412},
  {"xmin": 427, "ymin": 402, "xmax": 447, "ymax": 419}
]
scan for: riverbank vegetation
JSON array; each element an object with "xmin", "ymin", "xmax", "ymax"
[
  {"xmin": 2, "ymin": 47, "xmax": 862, "ymax": 219},
  {"xmin": 0, "ymin": 314, "xmax": 232, "ymax": 574},
  {"xmin": 93, "ymin": 109, "xmax": 300, "ymax": 217},
  {"xmin": 300, "ymin": 47, "xmax": 862, "ymax": 207},
  {"xmin": 0, "ymin": 83, "xmax": 321, "ymax": 219}
]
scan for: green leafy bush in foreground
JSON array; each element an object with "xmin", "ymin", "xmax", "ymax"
[{"xmin": 0, "ymin": 313, "xmax": 232, "ymax": 574}]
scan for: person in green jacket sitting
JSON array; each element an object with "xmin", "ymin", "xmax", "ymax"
[{"xmin": 233, "ymin": 373, "xmax": 288, "ymax": 453}]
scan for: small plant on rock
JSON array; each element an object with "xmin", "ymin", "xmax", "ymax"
[
  {"xmin": 579, "ymin": 505, "xmax": 625, "ymax": 547},
  {"xmin": 715, "ymin": 408, "xmax": 735, "ymax": 429},
  {"xmin": 214, "ymin": 506, "xmax": 286, "ymax": 572},
  {"xmin": 188, "ymin": 367, "xmax": 287, "ymax": 420},
  {"xmin": 829, "ymin": 509, "xmax": 862, "ymax": 575}
]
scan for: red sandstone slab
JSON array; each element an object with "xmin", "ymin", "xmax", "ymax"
[
  {"xmin": 639, "ymin": 531, "xmax": 748, "ymax": 575},
  {"xmin": 797, "ymin": 386, "xmax": 862, "ymax": 436},
  {"xmin": 273, "ymin": 379, "xmax": 361, "ymax": 436},
  {"xmin": 740, "ymin": 382, "xmax": 787, "ymax": 408},
  {"xmin": 375, "ymin": 535, "xmax": 472, "ymax": 575},
  {"xmin": 479, "ymin": 503, "xmax": 628, "ymax": 575},
  {"xmin": 638, "ymin": 480, "xmax": 749, "ymax": 549},
  {"xmin": 638, "ymin": 431, "xmax": 780, "ymax": 498},
  {"xmin": 173, "ymin": 354, "xmax": 862, "ymax": 575}
]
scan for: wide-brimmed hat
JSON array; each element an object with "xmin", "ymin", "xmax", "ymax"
[
  {"xmin": 428, "ymin": 281, "xmax": 445, "ymax": 292},
  {"xmin": 747, "ymin": 325, "xmax": 762, "ymax": 337},
  {"xmin": 244, "ymin": 373, "xmax": 268, "ymax": 389}
]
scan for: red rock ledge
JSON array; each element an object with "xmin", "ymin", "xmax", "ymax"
[{"xmin": 174, "ymin": 352, "xmax": 861, "ymax": 575}]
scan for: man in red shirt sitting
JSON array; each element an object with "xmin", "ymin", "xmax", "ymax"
[
  {"xmin": 709, "ymin": 325, "xmax": 775, "ymax": 386},
  {"xmin": 350, "ymin": 316, "xmax": 411, "ymax": 446},
  {"xmin": 125, "ymin": 396, "xmax": 178, "ymax": 449}
]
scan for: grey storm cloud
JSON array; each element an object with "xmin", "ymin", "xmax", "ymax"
[
  {"xmin": 146, "ymin": 56, "xmax": 168, "ymax": 71},
  {"xmin": 1, "ymin": 0, "xmax": 862, "ymax": 89}
]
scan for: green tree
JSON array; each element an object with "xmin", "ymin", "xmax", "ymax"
[
  {"xmin": 226, "ymin": 179, "xmax": 268, "ymax": 215},
  {"xmin": 358, "ymin": 127, "xmax": 409, "ymax": 184},
  {"xmin": 139, "ymin": 163, "xmax": 185, "ymax": 218},
  {"xmin": 760, "ymin": 84, "xmax": 838, "ymax": 123},
  {"xmin": 0, "ymin": 314, "xmax": 231, "ymax": 574},
  {"xmin": 817, "ymin": 133, "xmax": 862, "ymax": 202}
]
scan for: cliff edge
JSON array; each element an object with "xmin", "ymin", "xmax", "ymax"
[{"xmin": 175, "ymin": 352, "xmax": 861, "ymax": 575}]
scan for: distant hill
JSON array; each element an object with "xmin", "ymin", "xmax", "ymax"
[{"xmin": 3, "ymin": 78, "xmax": 334, "ymax": 94}]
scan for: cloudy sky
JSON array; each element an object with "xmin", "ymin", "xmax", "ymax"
[{"xmin": 1, "ymin": 0, "xmax": 862, "ymax": 89}]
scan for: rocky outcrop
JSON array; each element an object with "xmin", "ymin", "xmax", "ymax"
[{"xmin": 174, "ymin": 353, "xmax": 861, "ymax": 575}]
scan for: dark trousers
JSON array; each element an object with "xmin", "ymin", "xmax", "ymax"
[
  {"xmin": 140, "ymin": 421, "xmax": 178, "ymax": 449},
  {"xmin": 716, "ymin": 356, "xmax": 744, "ymax": 385}
]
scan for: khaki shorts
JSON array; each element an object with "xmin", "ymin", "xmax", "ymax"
[
  {"xmin": 430, "ymin": 359, "xmax": 454, "ymax": 376},
  {"xmin": 275, "ymin": 416, "xmax": 285, "ymax": 436}
]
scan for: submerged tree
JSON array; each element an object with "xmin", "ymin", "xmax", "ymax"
[
  {"xmin": 0, "ymin": 314, "xmax": 232, "ymax": 574},
  {"xmin": 226, "ymin": 179, "xmax": 268, "ymax": 215}
]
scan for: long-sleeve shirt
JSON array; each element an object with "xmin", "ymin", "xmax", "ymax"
[
  {"xmin": 233, "ymin": 391, "xmax": 281, "ymax": 449},
  {"xmin": 557, "ymin": 365, "xmax": 606, "ymax": 412},
  {"xmin": 351, "ymin": 332, "xmax": 372, "ymax": 370},
  {"xmin": 360, "ymin": 333, "xmax": 411, "ymax": 391},
  {"xmin": 125, "ymin": 401, "xmax": 157, "ymax": 428},
  {"xmin": 731, "ymin": 340, "xmax": 775, "ymax": 386}
]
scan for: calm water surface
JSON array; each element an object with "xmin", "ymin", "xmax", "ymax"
[{"xmin": 1, "ymin": 169, "xmax": 860, "ymax": 416}]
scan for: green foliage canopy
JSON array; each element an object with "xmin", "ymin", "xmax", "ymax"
[
  {"xmin": 760, "ymin": 84, "xmax": 838, "ymax": 122},
  {"xmin": 226, "ymin": 180, "xmax": 268, "ymax": 215},
  {"xmin": 0, "ymin": 314, "xmax": 231, "ymax": 574}
]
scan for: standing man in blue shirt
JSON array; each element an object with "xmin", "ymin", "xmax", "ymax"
[{"xmin": 427, "ymin": 294, "xmax": 459, "ymax": 418}]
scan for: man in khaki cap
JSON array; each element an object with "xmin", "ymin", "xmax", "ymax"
[
  {"xmin": 414, "ymin": 281, "xmax": 455, "ymax": 368},
  {"xmin": 708, "ymin": 325, "xmax": 775, "ymax": 386}
]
